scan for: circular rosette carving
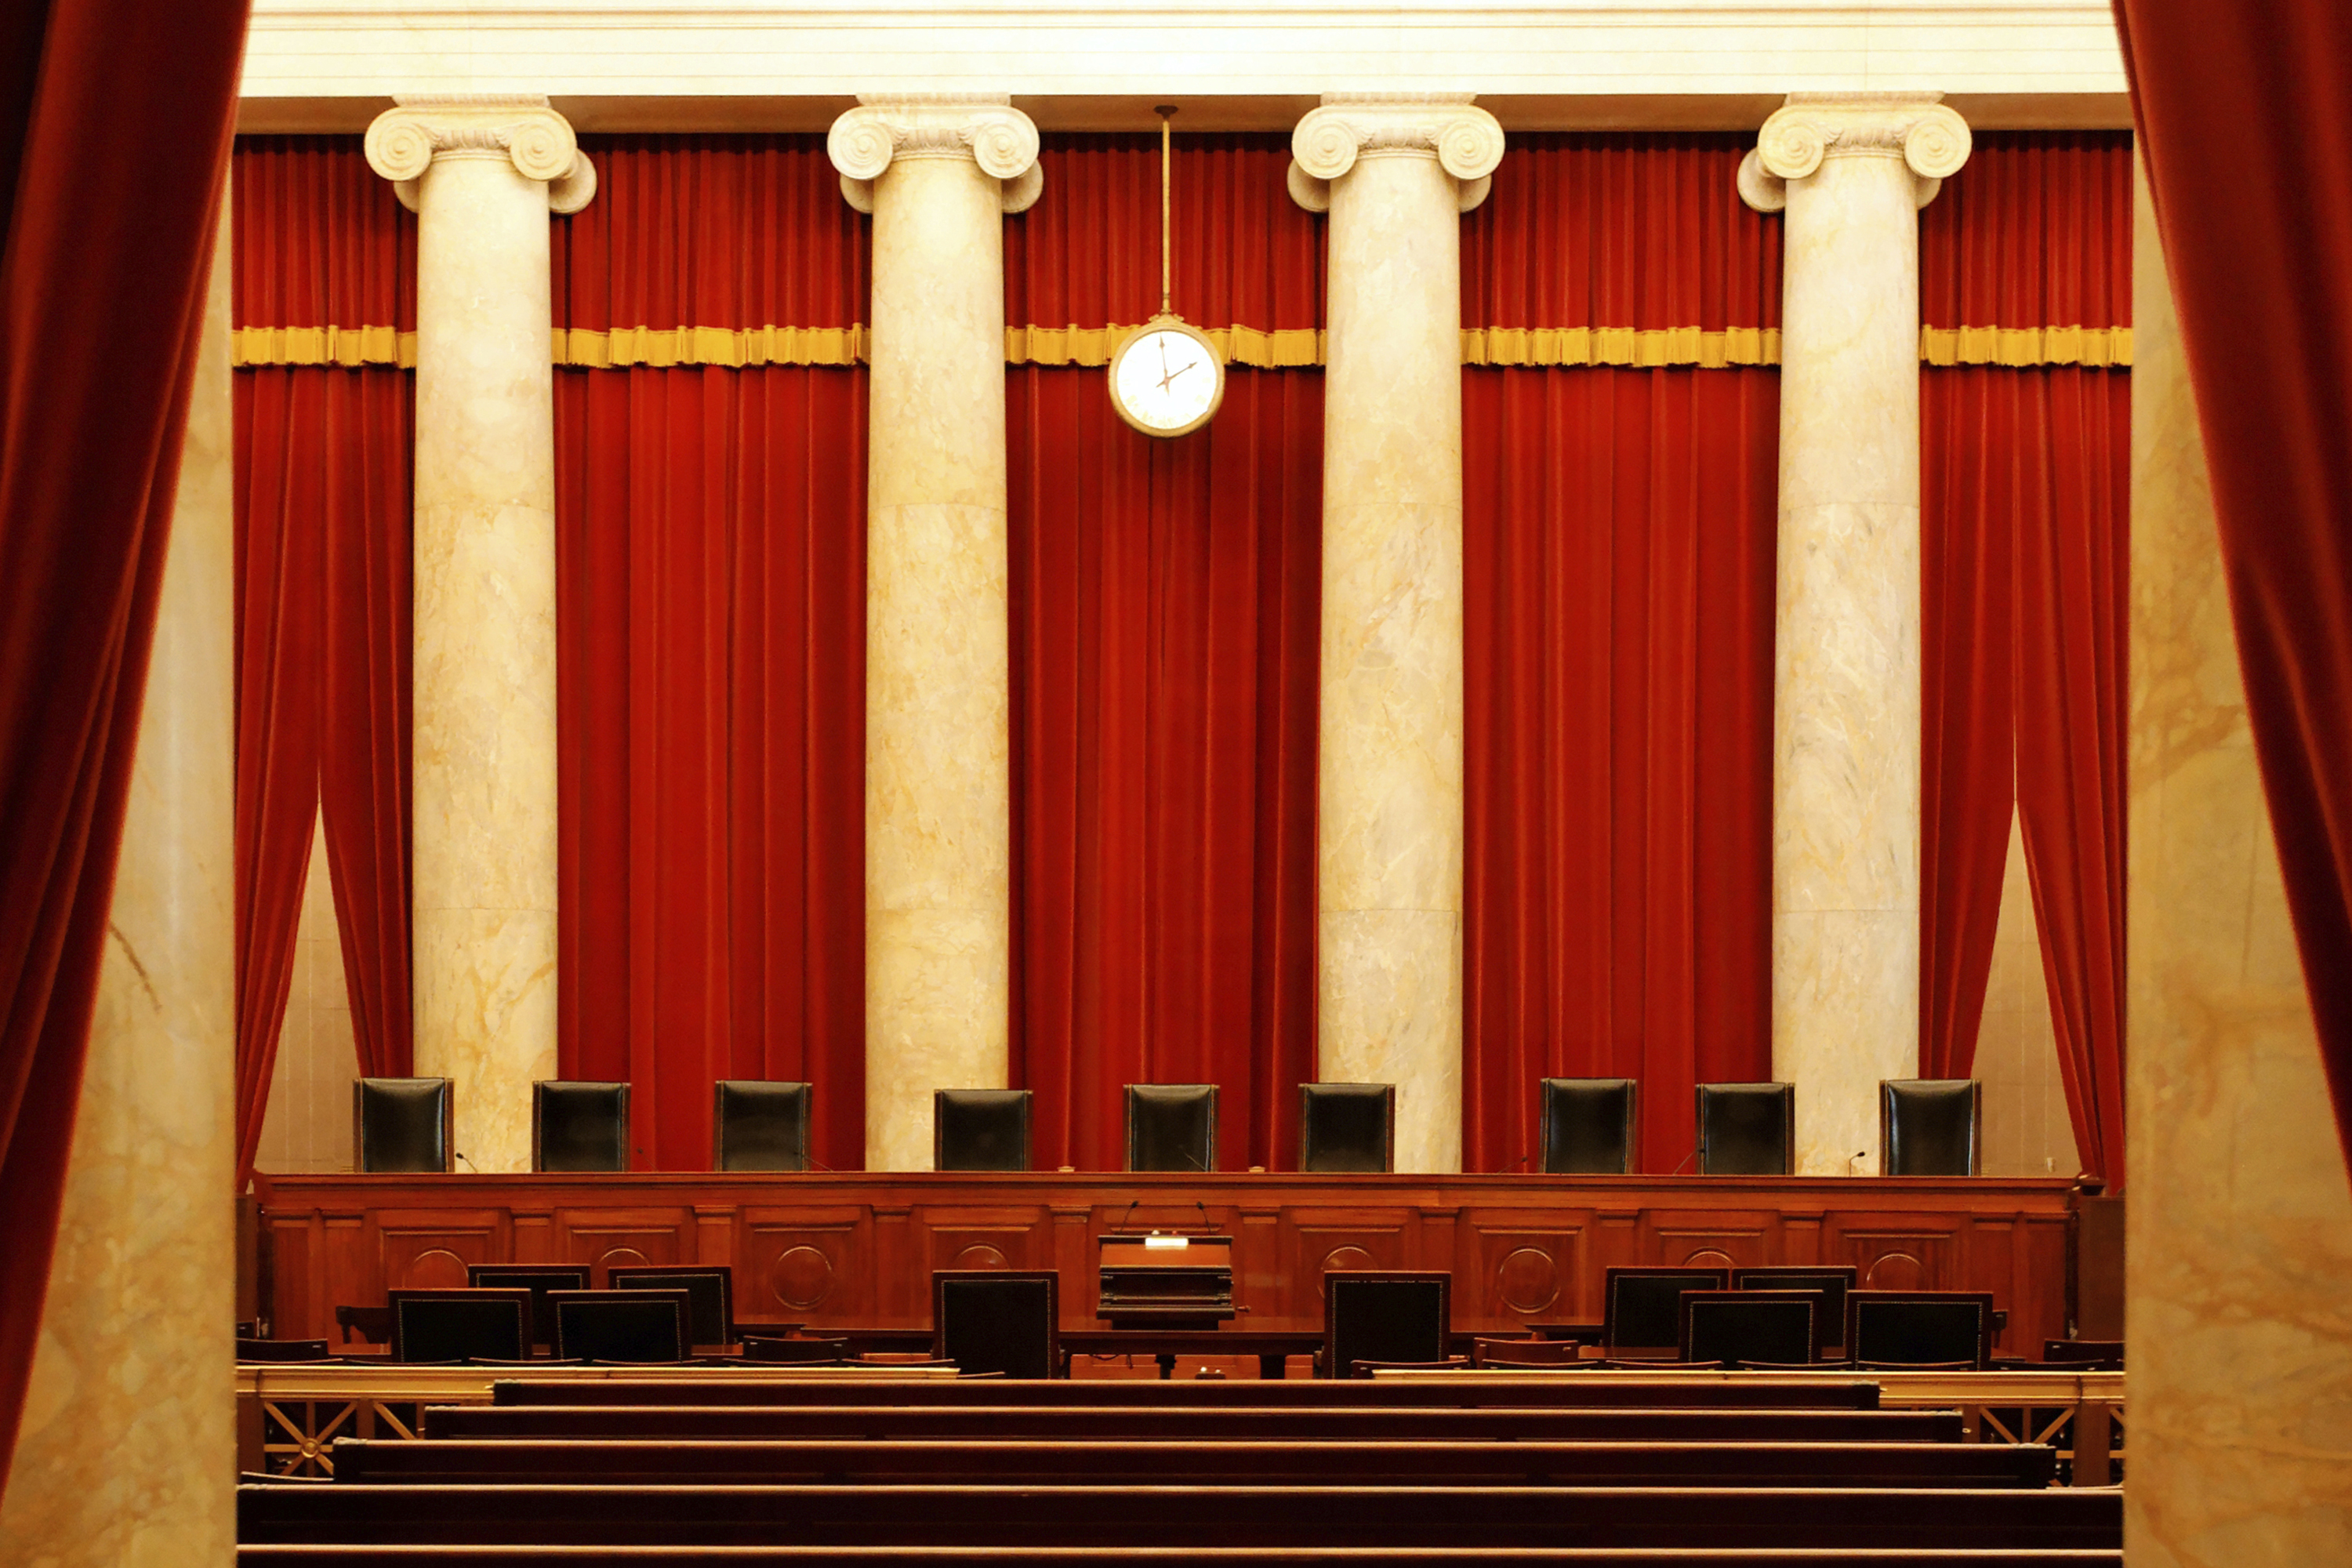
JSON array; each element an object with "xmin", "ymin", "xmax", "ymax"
[
  {"xmin": 967, "ymin": 111, "xmax": 1041, "ymax": 182},
  {"xmin": 1435, "ymin": 111, "xmax": 1505, "ymax": 183},
  {"xmin": 828, "ymin": 111, "xmax": 897, "ymax": 182},
  {"xmin": 363, "ymin": 113, "xmax": 436, "ymax": 183},
  {"xmin": 505, "ymin": 116, "xmax": 578, "ymax": 183},
  {"xmin": 1286, "ymin": 158, "xmax": 1330, "ymax": 214},
  {"xmin": 1290, "ymin": 111, "xmax": 1362, "ymax": 183},
  {"xmin": 1904, "ymin": 107, "xmax": 1973, "ymax": 181},
  {"xmin": 1755, "ymin": 111, "xmax": 1827, "ymax": 182}
]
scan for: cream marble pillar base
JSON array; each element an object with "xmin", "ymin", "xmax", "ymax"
[
  {"xmin": 0, "ymin": 205, "xmax": 234, "ymax": 1568},
  {"xmin": 1742, "ymin": 94, "xmax": 1968, "ymax": 1174},
  {"xmin": 367, "ymin": 97, "xmax": 592, "ymax": 1172},
  {"xmin": 833, "ymin": 99, "xmax": 1040, "ymax": 1171},
  {"xmin": 1292, "ymin": 96, "xmax": 1502, "ymax": 1174},
  {"xmin": 2125, "ymin": 159, "xmax": 2352, "ymax": 1566}
]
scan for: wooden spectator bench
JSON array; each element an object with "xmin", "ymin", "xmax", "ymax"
[
  {"xmin": 238, "ymin": 1548, "xmax": 2119, "ymax": 1567},
  {"xmin": 488, "ymin": 1376, "xmax": 1884, "ymax": 1410}
]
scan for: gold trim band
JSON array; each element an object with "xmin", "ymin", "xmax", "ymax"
[{"xmin": 232, "ymin": 322, "xmax": 2132, "ymax": 372}]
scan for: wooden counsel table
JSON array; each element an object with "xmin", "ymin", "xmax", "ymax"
[{"xmin": 253, "ymin": 1170, "xmax": 2088, "ymax": 1355}]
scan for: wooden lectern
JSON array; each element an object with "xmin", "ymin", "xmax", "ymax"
[{"xmin": 1096, "ymin": 1233, "xmax": 1235, "ymax": 1330}]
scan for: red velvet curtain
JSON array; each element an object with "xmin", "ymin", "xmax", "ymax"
[
  {"xmin": 0, "ymin": 0, "xmax": 247, "ymax": 1489},
  {"xmin": 1005, "ymin": 136, "xmax": 1323, "ymax": 1171},
  {"xmin": 230, "ymin": 136, "xmax": 418, "ymax": 1185},
  {"xmin": 553, "ymin": 136, "xmax": 869, "ymax": 1171},
  {"xmin": 1918, "ymin": 133, "xmax": 2132, "ymax": 1184},
  {"xmin": 2114, "ymin": 2, "xmax": 2352, "ymax": 1168},
  {"xmin": 1460, "ymin": 136, "xmax": 1782, "ymax": 1173}
]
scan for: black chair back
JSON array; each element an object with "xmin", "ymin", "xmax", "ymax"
[
  {"xmin": 1733, "ymin": 1265, "xmax": 1857, "ymax": 1353},
  {"xmin": 933, "ymin": 1271, "xmax": 1058, "ymax": 1379},
  {"xmin": 550, "ymin": 1289, "xmax": 691, "ymax": 1363},
  {"xmin": 388, "ymin": 1290, "xmax": 532, "ymax": 1363},
  {"xmin": 609, "ymin": 1265, "xmax": 734, "ymax": 1346},
  {"xmin": 1846, "ymin": 1290, "xmax": 1996, "ymax": 1369},
  {"xmin": 1126, "ymin": 1083, "xmax": 1218, "ymax": 1172},
  {"xmin": 354, "ymin": 1077, "xmax": 453, "ymax": 1173},
  {"xmin": 1324, "ymin": 1272, "xmax": 1450, "ymax": 1380},
  {"xmin": 235, "ymin": 1338, "xmax": 332, "ymax": 1362},
  {"xmin": 1539, "ymin": 1077, "xmax": 1637, "ymax": 1174},
  {"xmin": 741, "ymin": 1334, "xmax": 850, "ymax": 1363},
  {"xmin": 713, "ymin": 1080, "xmax": 812, "ymax": 1172},
  {"xmin": 532, "ymin": 1080, "xmax": 630, "ymax": 1172},
  {"xmin": 1602, "ymin": 1266, "xmax": 1731, "ymax": 1352},
  {"xmin": 1880, "ymin": 1079, "xmax": 1983, "ymax": 1175},
  {"xmin": 1298, "ymin": 1083, "xmax": 1394, "ymax": 1173},
  {"xmin": 466, "ymin": 1265, "xmax": 590, "ymax": 1348},
  {"xmin": 1694, "ymin": 1082, "xmax": 1794, "ymax": 1174},
  {"xmin": 934, "ymin": 1089, "xmax": 1033, "ymax": 1172},
  {"xmin": 1679, "ymin": 1290, "xmax": 1820, "ymax": 1367}
]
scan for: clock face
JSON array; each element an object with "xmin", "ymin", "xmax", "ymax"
[{"xmin": 1110, "ymin": 323, "xmax": 1225, "ymax": 437}]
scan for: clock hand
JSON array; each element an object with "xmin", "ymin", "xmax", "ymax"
[{"xmin": 1157, "ymin": 361, "xmax": 1195, "ymax": 391}]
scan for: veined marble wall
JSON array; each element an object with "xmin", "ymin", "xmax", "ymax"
[
  {"xmin": 252, "ymin": 813, "xmax": 360, "ymax": 1175},
  {"xmin": 1973, "ymin": 805, "xmax": 2083, "ymax": 1179}
]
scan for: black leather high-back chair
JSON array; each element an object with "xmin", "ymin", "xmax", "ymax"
[
  {"xmin": 1846, "ymin": 1290, "xmax": 1996, "ymax": 1369},
  {"xmin": 1679, "ymin": 1290, "xmax": 1821, "ymax": 1367},
  {"xmin": 533, "ymin": 1080, "xmax": 630, "ymax": 1172},
  {"xmin": 713, "ymin": 1080, "xmax": 813, "ymax": 1172},
  {"xmin": 387, "ymin": 1289, "xmax": 532, "ymax": 1363},
  {"xmin": 354, "ymin": 1077, "xmax": 454, "ymax": 1173},
  {"xmin": 1880, "ymin": 1080, "xmax": 1983, "ymax": 1175},
  {"xmin": 1324, "ymin": 1272, "xmax": 1450, "ymax": 1379},
  {"xmin": 467, "ymin": 1265, "xmax": 589, "ymax": 1348},
  {"xmin": 1733, "ymin": 1265, "xmax": 1857, "ymax": 1355},
  {"xmin": 1602, "ymin": 1266, "xmax": 1731, "ymax": 1352},
  {"xmin": 935, "ymin": 1089, "xmax": 1033, "ymax": 1172},
  {"xmin": 934, "ymin": 1271, "xmax": 1058, "ymax": 1378},
  {"xmin": 1126, "ymin": 1083, "xmax": 1218, "ymax": 1173},
  {"xmin": 550, "ymin": 1289, "xmax": 691, "ymax": 1363},
  {"xmin": 609, "ymin": 1265, "xmax": 735, "ymax": 1347},
  {"xmin": 1298, "ymin": 1083, "xmax": 1394, "ymax": 1173},
  {"xmin": 1694, "ymin": 1082, "xmax": 1795, "ymax": 1174},
  {"xmin": 1539, "ymin": 1078, "xmax": 1637, "ymax": 1174}
]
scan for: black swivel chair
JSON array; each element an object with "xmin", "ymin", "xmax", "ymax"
[
  {"xmin": 1733, "ymin": 1265, "xmax": 1857, "ymax": 1356},
  {"xmin": 532, "ymin": 1080, "xmax": 630, "ymax": 1172},
  {"xmin": 935, "ymin": 1089, "xmax": 1033, "ymax": 1172},
  {"xmin": 713, "ymin": 1080, "xmax": 813, "ymax": 1172},
  {"xmin": 354, "ymin": 1077, "xmax": 454, "ymax": 1173},
  {"xmin": 1127, "ymin": 1083, "xmax": 1218, "ymax": 1173},
  {"xmin": 1539, "ymin": 1078, "xmax": 1637, "ymax": 1173},
  {"xmin": 550, "ymin": 1289, "xmax": 691, "ymax": 1363},
  {"xmin": 609, "ymin": 1265, "xmax": 735, "ymax": 1348},
  {"xmin": 466, "ymin": 1265, "xmax": 590, "ymax": 1349},
  {"xmin": 1679, "ymin": 1290, "xmax": 1822, "ymax": 1368},
  {"xmin": 1880, "ymin": 1080, "xmax": 1983, "ymax": 1175},
  {"xmin": 1298, "ymin": 1083, "xmax": 1394, "ymax": 1173},
  {"xmin": 1695, "ymin": 1082, "xmax": 1795, "ymax": 1174},
  {"xmin": 933, "ymin": 1271, "xmax": 1058, "ymax": 1379},
  {"xmin": 1846, "ymin": 1290, "xmax": 1997, "ymax": 1369},
  {"xmin": 387, "ymin": 1289, "xmax": 532, "ymax": 1363},
  {"xmin": 1324, "ymin": 1272, "xmax": 1451, "ymax": 1379},
  {"xmin": 1601, "ymin": 1266, "xmax": 1732, "ymax": 1355}
]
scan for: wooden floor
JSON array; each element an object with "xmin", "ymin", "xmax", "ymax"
[{"xmin": 238, "ymin": 1368, "xmax": 2123, "ymax": 1566}]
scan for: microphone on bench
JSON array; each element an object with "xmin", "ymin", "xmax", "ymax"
[
  {"xmin": 1118, "ymin": 1196, "xmax": 1143, "ymax": 1232},
  {"xmin": 1497, "ymin": 1154, "xmax": 1531, "ymax": 1173},
  {"xmin": 1668, "ymin": 1141, "xmax": 1700, "ymax": 1176}
]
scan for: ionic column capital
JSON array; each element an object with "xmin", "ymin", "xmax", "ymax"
[
  {"xmin": 365, "ymin": 94, "xmax": 597, "ymax": 215},
  {"xmin": 829, "ymin": 95, "xmax": 1044, "ymax": 216},
  {"xmin": 1738, "ymin": 92, "xmax": 1970, "ymax": 213},
  {"xmin": 1287, "ymin": 93, "xmax": 1506, "ymax": 215}
]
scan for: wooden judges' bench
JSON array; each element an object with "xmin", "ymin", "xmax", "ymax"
[{"xmin": 253, "ymin": 1171, "xmax": 2090, "ymax": 1351}]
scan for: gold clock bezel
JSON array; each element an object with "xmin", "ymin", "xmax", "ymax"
[{"xmin": 1107, "ymin": 314, "xmax": 1227, "ymax": 440}]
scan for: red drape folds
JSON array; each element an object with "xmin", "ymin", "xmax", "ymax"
[
  {"xmin": 0, "ymin": 0, "xmax": 247, "ymax": 1488},
  {"xmin": 2113, "ymin": 2, "xmax": 2352, "ymax": 1167},
  {"xmin": 1459, "ymin": 136, "xmax": 1781, "ymax": 1174},
  {"xmin": 1918, "ymin": 132, "xmax": 2133, "ymax": 1183},
  {"xmin": 230, "ymin": 136, "xmax": 419, "ymax": 1186},
  {"xmin": 554, "ymin": 136, "xmax": 869, "ymax": 1172},
  {"xmin": 1004, "ymin": 136, "xmax": 1323, "ymax": 1173}
]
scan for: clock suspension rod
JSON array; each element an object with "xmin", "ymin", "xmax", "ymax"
[{"xmin": 1156, "ymin": 104, "xmax": 1178, "ymax": 318}]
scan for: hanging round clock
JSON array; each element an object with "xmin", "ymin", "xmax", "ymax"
[{"xmin": 1108, "ymin": 107, "xmax": 1225, "ymax": 439}]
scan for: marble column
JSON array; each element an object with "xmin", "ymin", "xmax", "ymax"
[
  {"xmin": 365, "ymin": 96, "xmax": 594, "ymax": 1172},
  {"xmin": 1290, "ymin": 94, "xmax": 1504, "ymax": 1173},
  {"xmin": 830, "ymin": 97, "xmax": 1040, "ymax": 1171},
  {"xmin": 0, "ymin": 202, "xmax": 234, "ymax": 1566},
  {"xmin": 1739, "ymin": 93, "xmax": 1969, "ymax": 1174},
  {"xmin": 2125, "ymin": 158, "xmax": 2352, "ymax": 1565}
]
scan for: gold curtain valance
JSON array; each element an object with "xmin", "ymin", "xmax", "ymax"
[{"xmin": 232, "ymin": 321, "xmax": 2133, "ymax": 372}]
